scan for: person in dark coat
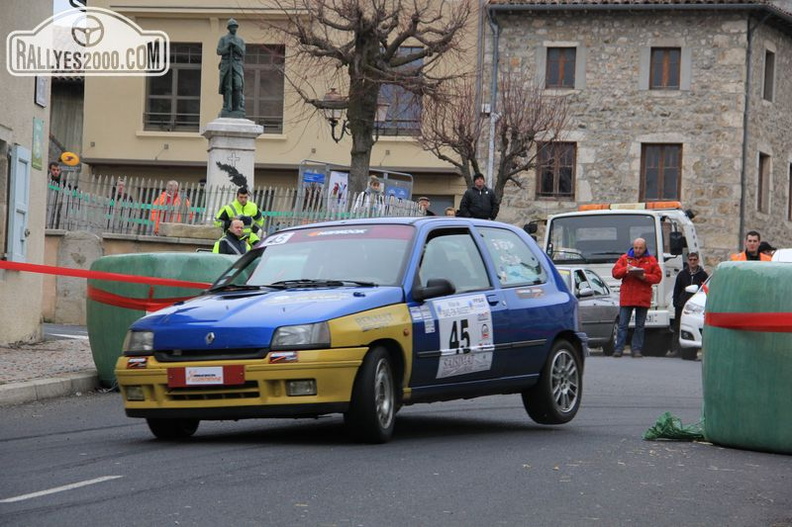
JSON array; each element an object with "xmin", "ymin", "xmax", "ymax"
[
  {"xmin": 671, "ymin": 251, "xmax": 709, "ymax": 356},
  {"xmin": 213, "ymin": 218, "xmax": 250, "ymax": 255},
  {"xmin": 459, "ymin": 173, "xmax": 499, "ymax": 220}
]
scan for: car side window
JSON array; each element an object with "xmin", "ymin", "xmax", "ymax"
[
  {"xmin": 418, "ymin": 231, "xmax": 491, "ymax": 293},
  {"xmin": 479, "ymin": 227, "xmax": 548, "ymax": 286},
  {"xmin": 584, "ymin": 269, "xmax": 610, "ymax": 295}
]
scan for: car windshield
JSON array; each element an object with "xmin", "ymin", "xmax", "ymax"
[
  {"xmin": 210, "ymin": 224, "xmax": 415, "ymax": 290},
  {"xmin": 547, "ymin": 214, "xmax": 658, "ymax": 264}
]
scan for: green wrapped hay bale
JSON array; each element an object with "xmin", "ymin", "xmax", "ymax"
[
  {"xmin": 702, "ymin": 261, "xmax": 792, "ymax": 454},
  {"xmin": 86, "ymin": 252, "xmax": 236, "ymax": 387}
]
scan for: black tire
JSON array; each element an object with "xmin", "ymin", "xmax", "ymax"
[
  {"xmin": 345, "ymin": 347, "xmax": 396, "ymax": 443},
  {"xmin": 522, "ymin": 339, "xmax": 582, "ymax": 425},
  {"xmin": 681, "ymin": 347, "xmax": 699, "ymax": 361},
  {"xmin": 642, "ymin": 331, "xmax": 672, "ymax": 357},
  {"xmin": 601, "ymin": 319, "xmax": 618, "ymax": 356},
  {"xmin": 146, "ymin": 418, "xmax": 199, "ymax": 439}
]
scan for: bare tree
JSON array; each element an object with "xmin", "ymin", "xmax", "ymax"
[
  {"xmin": 271, "ymin": 0, "xmax": 473, "ymax": 194},
  {"xmin": 420, "ymin": 68, "xmax": 571, "ymax": 200},
  {"xmin": 493, "ymin": 70, "xmax": 571, "ymax": 199},
  {"xmin": 418, "ymin": 76, "xmax": 485, "ymax": 187}
]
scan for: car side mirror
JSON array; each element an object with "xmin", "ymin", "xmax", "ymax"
[
  {"xmin": 524, "ymin": 222, "xmax": 538, "ymax": 235},
  {"xmin": 669, "ymin": 231, "xmax": 685, "ymax": 256},
  {"xmin": 412, "ymin": 278, "xmax": 455, "ymax": 302},
  {"xmin": 577, "ymin": 286, "xmax": 595, "ymax": 298},
  {"xmin": 684, "ymin": 284, "xmax": 699, "ymax": 294}
]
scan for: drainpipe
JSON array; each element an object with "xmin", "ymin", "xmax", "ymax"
[
  {"xmin": 738, "ymin": 13, "xmax": 770, "ymax": 248},
  {"xmin": 486, "ymin": 8, "xmax": 500, "ymax": 190}
]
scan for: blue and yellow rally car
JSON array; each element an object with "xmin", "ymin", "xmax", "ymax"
[{"xmin": 116, "ymin": 217, "xmax": 587, "ymax": 443}]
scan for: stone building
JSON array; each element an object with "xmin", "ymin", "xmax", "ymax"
[{"xmin": 485, "ymin": 0, "xmax": 792, "ymax": 263}]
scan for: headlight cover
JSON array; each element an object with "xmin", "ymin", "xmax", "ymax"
[
  {"xmin": 271, "ymin": 322, "xmax": 330, "ymax": 350},
  {"xmin": 122, "ymin": 330, "xmax": 154, "ymax": 355}
]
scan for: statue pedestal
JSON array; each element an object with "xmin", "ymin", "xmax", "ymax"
[{"xmin": 202, "ymin": 117, "xmax": 263, "ymax": 190}]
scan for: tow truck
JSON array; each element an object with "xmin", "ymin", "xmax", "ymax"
[{"xmin": 529, "ymin": 201, "xmax": 700, "ymax": 356}]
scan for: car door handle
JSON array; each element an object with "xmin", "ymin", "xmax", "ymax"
[{"xmin": 486, "ymin": 294, "xmax": 501, "ymax": 306}]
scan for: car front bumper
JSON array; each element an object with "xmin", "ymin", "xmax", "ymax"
[{"xmin": 115, "ymin": 347, "xmax": 368, "ymax": 420}]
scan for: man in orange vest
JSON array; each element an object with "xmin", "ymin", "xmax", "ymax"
[
  {"xmin": 730, "ymin": 230, "xmax": 772, "ymax": 261},
  {"xmin": 151, "ymin": 180, "xmax": 192, "ymax": 234}
]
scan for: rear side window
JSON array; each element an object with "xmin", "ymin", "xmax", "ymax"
[{"xmin": 479, "ymin": 227, "xmax": 548, "ymax": 286}]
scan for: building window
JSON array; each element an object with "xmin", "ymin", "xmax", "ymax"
[
  {"xmin": 758, "ymin": 152, "xmax": 771, "ymax": 213},
  {"xmin": 378, "ymin": 47, "xmax": 422, "ymax": 137},
  {"xmin": 537, "ymin": 142, "xmax": 576, "ymax": 198},
  {"xmin": 641, "ymin": 144, "xmax": 681, "ymax": 201},
  {"xmin": 650, "ymin": 48, "xmax": 680, "ymax": 90},
  {"xmin": 244, "ymin": 45, "xmax": 285, "ymax": 134},
  {"xmin": 144, "ymin": 43, "xmax": 202, "ymax": 131},
  {"xmin": 546, "ymin": 48, "xmax": 576, "ymax": 89},
  {"xmin": 763, "ymin": 50, "xmax": 775, "ymax": 102}
]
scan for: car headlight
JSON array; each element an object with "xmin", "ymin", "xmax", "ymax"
[
  {"xmin": 122, "ymin": 330, "xmax": 154, "ymax": 355},
  {"xmin": 271, "ymin": 322, "xmax": 330, "ymax": 350},
  {"xmin": 682, "ymin": 303, "xmax": 705, "ymax": 316}
]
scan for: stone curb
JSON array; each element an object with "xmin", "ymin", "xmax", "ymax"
[{"xmin": 0, "ymin": 371, "xmax": 100, "ymax": 407}]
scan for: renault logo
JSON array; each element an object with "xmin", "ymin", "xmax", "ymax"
[{"xmin": 205, "ymin": 332, "xmax": 216, "ymax": 345}]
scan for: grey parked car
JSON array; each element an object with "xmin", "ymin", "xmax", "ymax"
[{"xmin": 556, "ymin": 266, "xmax": 620, "ymax": 354}]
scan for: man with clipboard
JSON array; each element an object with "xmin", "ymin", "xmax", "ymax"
[{"xmin": 611, "ymin": 238, "xmax": 662, "ymax": 358}]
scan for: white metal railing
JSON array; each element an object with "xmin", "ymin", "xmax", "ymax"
[{"xmin": 46, "ymin": 175, "xmax": 424, "ymax": 236}]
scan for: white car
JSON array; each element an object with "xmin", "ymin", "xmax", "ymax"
[{"xmin": 678, "ymin": 276, "xmax": 709, "ymax": 361}]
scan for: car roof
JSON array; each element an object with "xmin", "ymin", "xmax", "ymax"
[{"xmin": 273, "ymin": 216, "xmax": 515, "ymax": 231}]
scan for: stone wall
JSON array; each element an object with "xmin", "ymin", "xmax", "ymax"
[{"xmin": 485, "ymin": 10, "xmax": 792, "ymax": 266}]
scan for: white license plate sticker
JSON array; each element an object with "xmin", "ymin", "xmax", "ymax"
[{"xmin": 185, "ymin": 367, "xmax": 224, "ymax": 385}]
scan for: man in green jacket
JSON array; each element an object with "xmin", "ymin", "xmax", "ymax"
[{"xmin": 215, "ymin": 187, "xmax": 264, "ymax": 245}]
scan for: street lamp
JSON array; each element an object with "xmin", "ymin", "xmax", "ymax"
[{"xmin": 322, "ymin": 88, "xmax": 391, "ymax": 143}]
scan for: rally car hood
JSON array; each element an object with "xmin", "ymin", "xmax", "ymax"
[{"xmin": 132, "ymin": 286, "xmax": 405, "ymax": 350}]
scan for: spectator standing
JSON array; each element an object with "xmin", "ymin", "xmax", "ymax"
[
  {"xmin": 151, "ymin": 180, "xmax": 192, "ymax": 234},
  {"xmin": 611, "ymin": 237, "xmax": 663, "ymax": 358},
  {"xmin": 730, "ymin": 230, "xmax": 772, "ymax": 261},
  {"xmin": 459, "ymin": 173, "xmax": 499, "ymax": 220},
  {"xmin": 48, "ymin": 162, "xmax": 62, "ymax": 185},
  {"xmin": 213, "ymin": 218, "xmax": 250, "ymax": 255},
  {"xmin": 671, "ymin": 252, "xmax": 708, "ymax": 356},
  {"xmin": 215, "ymin": 187, "xmax": 264, "ymax": 244},
  {"xmin": 417, "ymin": 196, "xmax": 436, "ymax": 216},
  {"xmin": 353, "ymin": 175, "xmax": 385, "ymax": 216},
  {"xmin": 444, "ymin": 206, "xmax": 457, "ymax": 217}
]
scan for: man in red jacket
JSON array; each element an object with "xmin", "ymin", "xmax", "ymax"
[{"xmin": 611, "ymin": 237, "xmax": 663, "ymax": 358}]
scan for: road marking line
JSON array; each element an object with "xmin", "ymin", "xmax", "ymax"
[{"xmin": 0, "ymin": 475, "xmax": 123, "ymax": 503}]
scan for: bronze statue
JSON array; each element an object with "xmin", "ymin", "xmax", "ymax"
[{"xmin": 217, "ymin": 18, "xmax": 246, "ymax": 118}]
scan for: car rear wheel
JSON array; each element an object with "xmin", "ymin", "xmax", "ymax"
[
  {"xmin": 601, "ymin": 318, "xmax": 618, "ymax": 356},
  {"xmin": 681, "ymin": 347, "xmax": 699, "ymax": 361},
  {"xmin": 642, "ymin": 331, "xmax": 672, "ymax": 357},
  {"xmin": 345, "ymin": 347, "xmax": 396, "ymax": 443},
  {"xmin": 522, "ymin": 339, "xmax": 582, "ymax": 424},
  {"xmin": 146, "ymin": 418, "xmax": 199, "ymax": 439}
]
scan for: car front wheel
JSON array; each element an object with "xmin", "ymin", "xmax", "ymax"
[
  {"xmin": 522, "ymin": 339, "xmax": 582, "ymax": 424},
  {"xmin": 146, "ymin": 418, "xmax": 199, "ymax": 439},
  {"xmin": 345, "ymin": 347, "xmax": 396, "ymax": 443},
  {"xmin": 601, "ymin": 318, "xmax": 618, "ymax": 356}
]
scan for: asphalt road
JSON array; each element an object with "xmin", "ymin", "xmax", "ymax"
[{"xmin": 1, "ymin": 354, "xmax": 790, "ymax": 527}]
